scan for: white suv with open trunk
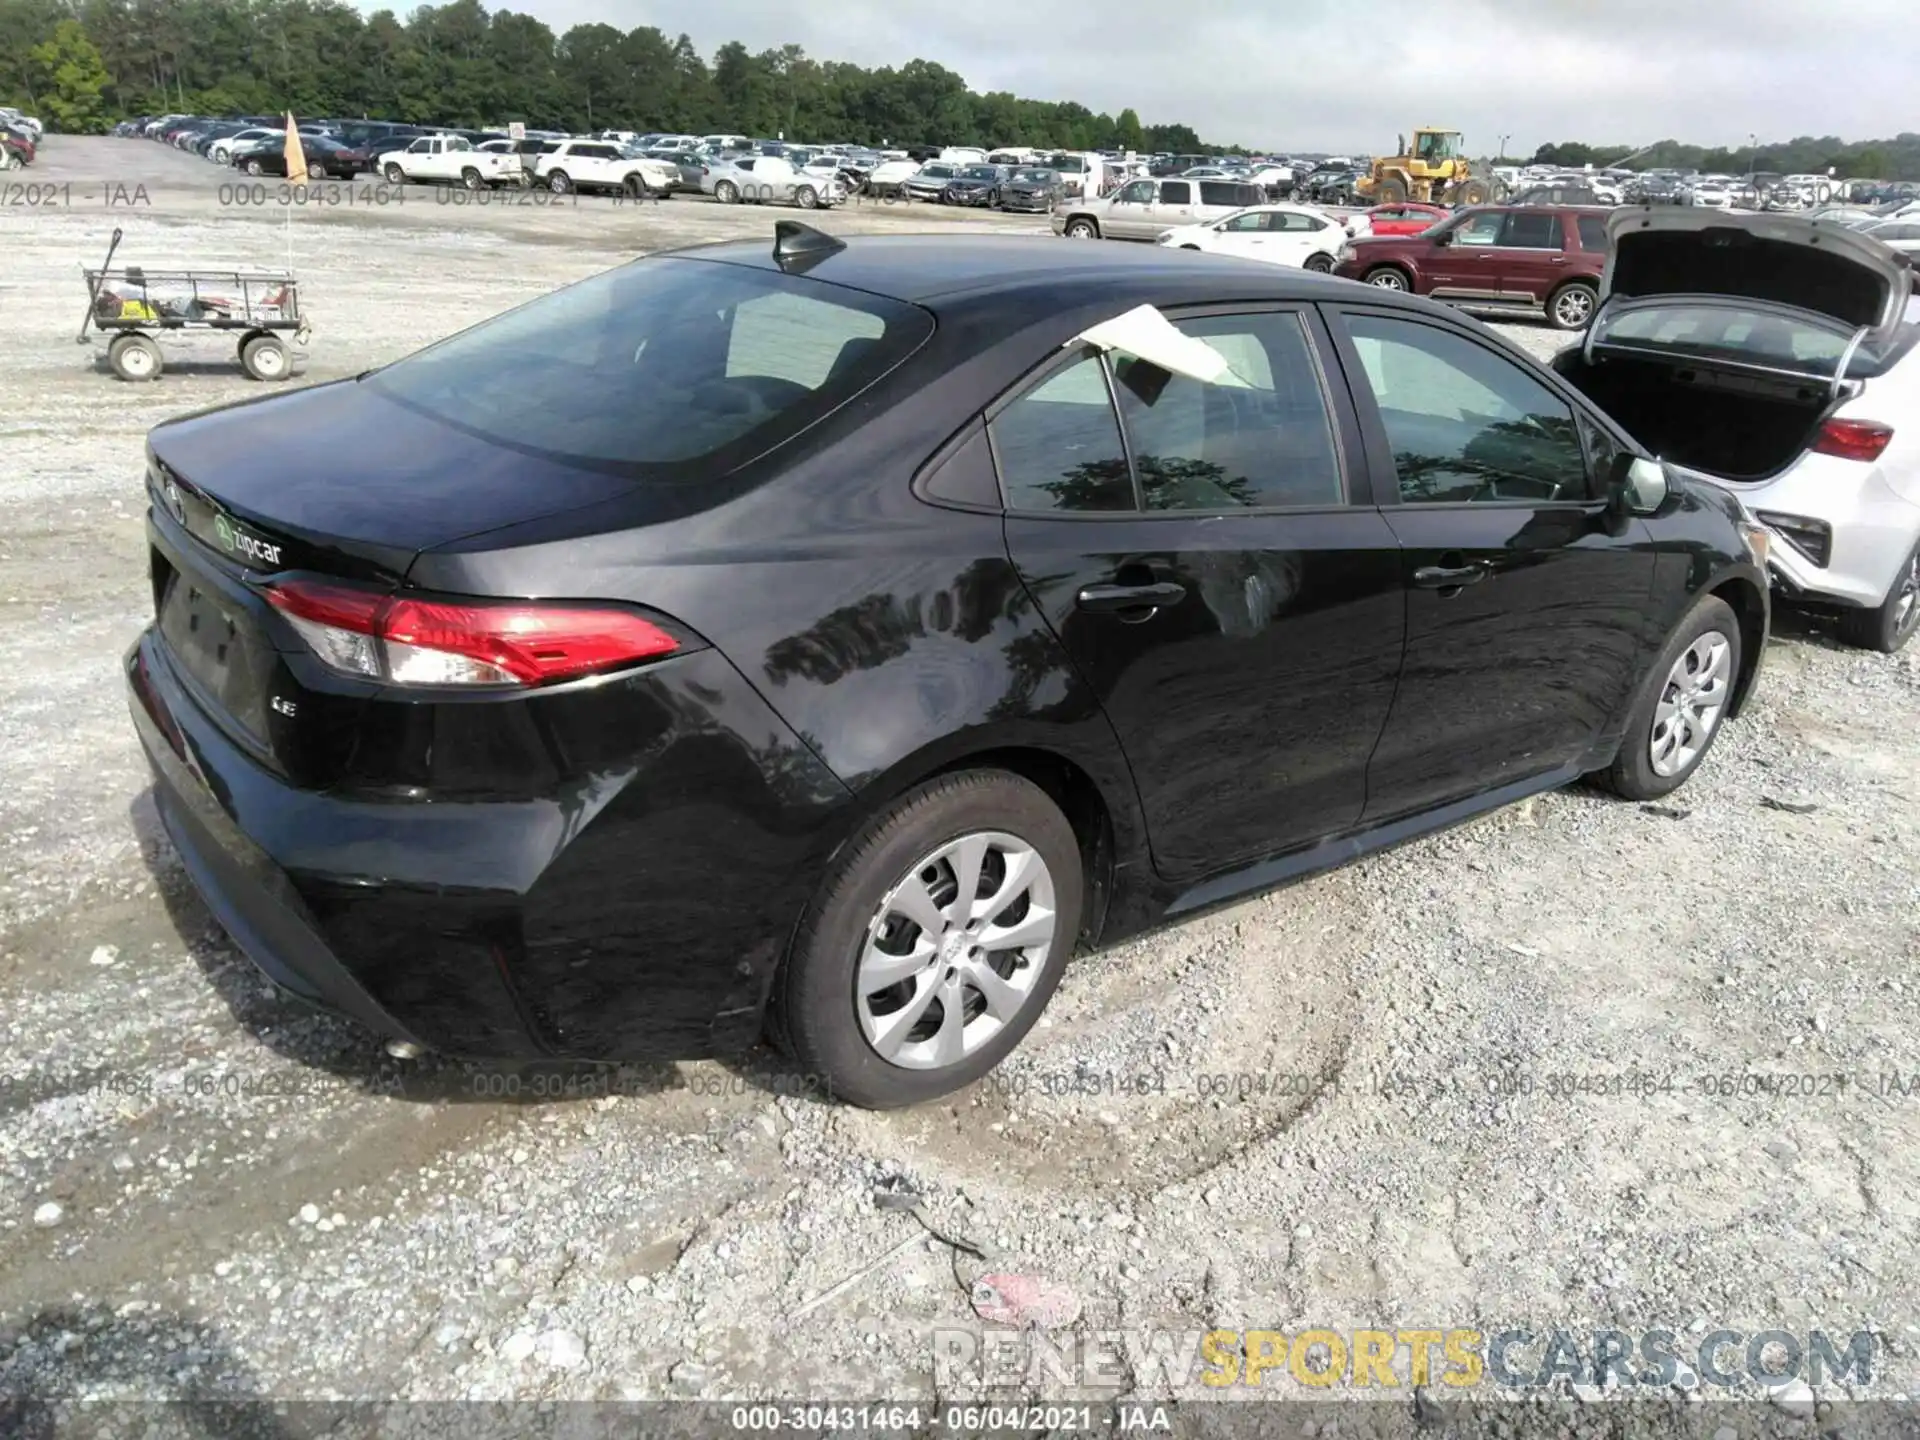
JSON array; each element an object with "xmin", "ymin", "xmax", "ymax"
[{"xmin": 1555, "ymin": 208, "xmax": 1920, "ymax": 651}]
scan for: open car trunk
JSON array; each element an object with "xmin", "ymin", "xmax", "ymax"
[
  {"xmin": 1555, "ymin": 208, "xmax": 1915, "ymax": 481},
  {"xmin": 1554, "ymin": 349, "xmax": 1834, "ymax": 481}
]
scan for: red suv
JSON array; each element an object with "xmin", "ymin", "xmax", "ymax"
[{"xmin": 1333, "ymin": 205, "xmax": 1610, "ymax": 330}]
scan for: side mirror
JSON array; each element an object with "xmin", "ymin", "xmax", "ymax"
[
  {"xmin": 1607, "ymin": 453, "xmax": 1669, "ymax": 516},
  {"xmin": 1431, "ymin": 230, "xmax": 1452, "ymax": 247}
]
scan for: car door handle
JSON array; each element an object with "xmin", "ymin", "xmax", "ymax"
[
  {"xmin": 1412, "ymin": 562, "xmax": 1491, "ymax": 589},
  {"xmin": 1076, "ymin": 580, "xmax": 1187, "ymax": 613}
]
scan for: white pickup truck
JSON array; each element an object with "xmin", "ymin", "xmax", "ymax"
[{"xmin": 376, "ymin": 134, "xmax": 523, "ymax": 190}]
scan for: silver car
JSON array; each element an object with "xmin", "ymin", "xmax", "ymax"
[
  {"xmin": 1555, "ymin": 208, "xmax": 1920, "ymax": 651},
  {"xmin": 703, "ymin": 155, "xmax": 845, "ymax": 208}
]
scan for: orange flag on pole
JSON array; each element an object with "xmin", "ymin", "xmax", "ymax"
[{"xmin": 283, "ymin": 111, "xmax": 308, "ymax": 184}]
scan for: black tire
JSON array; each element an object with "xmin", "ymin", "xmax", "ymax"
[
  {"xmin": 239, "ymin": 333, "xmax": 290, "ymax": 382},
  {"xmin": 1837, "ymin": 541, "xmax": 1920, "ymax": 653},
  {"xmin": 1063, "ymin": 217, "xmax": 1099, "ymax": 239},
  {"xmin": 461, "ymin": 166, "xmax": 483, "ymax": 191},
  {"xmin": 1364, "ymin": 266, "xmax": 1409, "ymax": 290},
  {"xmin": 1595, "ymin": 595, "xmax": 1742, "ymax": 800},
  {"xmin": 244, "ymin": 157, "xmax": 265, "ymax": 176},
  {"xmin": 107, "ymin": 332, "xmax": 162, "ymax": 382},
  {"xmin": 770, "ymin": 769, "xmax": 1084, "ymax": 1109},
  {"xmin": 1375, "ymin": 177, "xmax": 1409, "ymax": 205},
  {"xmin": 384, "ymin": 162, "xmax": 404, "ymax": 184},
  {"xmin": 1547, "ymin": 281, "xmax": 1598, "ymax": 331},
  {"xmin": 622, "ymin": 173, "xmax": 649, "ymax": 199},
  {"xmin": 795, "ymin": 184, "xmax": 818, "ymax": 209},
  {"xmin": 547, "ymin": 170, "xmax": 571, "ymax": 194},
  {"xmin": 714, "ymin": 180, "xmax": 737, "ymax": 204},
  {"xmin": 1303, "ymin": 252, "xmax": 1334, "ymax": 273}
]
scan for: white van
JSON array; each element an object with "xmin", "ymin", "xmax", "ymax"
[
  {"xmin": 1045, "ymin": 151, "xmax": 1106, "ymax": 199},
  {"xmin": 938, "ymin": 146, "xmax": 988, "ymax": 166},
  {"xmin": 702, "ymin": 134, "xmax": 752, "ymax": 154}
]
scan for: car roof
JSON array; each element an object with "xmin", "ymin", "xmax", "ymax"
[{"xmin": 671, "ymin": 233, "xmax": 1368, "ymax": 309}]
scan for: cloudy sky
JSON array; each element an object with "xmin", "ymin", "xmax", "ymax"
[{"xmin": 372, "ymin": 0, "xmax": 1911, "ymax": 151}]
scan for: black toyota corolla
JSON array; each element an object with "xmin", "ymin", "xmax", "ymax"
[{"xmin": 127, "ymin": 224, "xmax": 1770, "ymax": 1107}]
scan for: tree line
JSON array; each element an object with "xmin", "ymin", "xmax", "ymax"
[
  {"xmin": 1528, "ymin": 136, "xmax": 1920, "ymax": 182},
  {"xmin": 0, "ymin": 0, "xmax": 1215, "ymax": 152}
]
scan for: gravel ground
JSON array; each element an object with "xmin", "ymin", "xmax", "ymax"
[{"xmin": 3, "ymin": 138, "xmax": 1919, "ymax": 1427}]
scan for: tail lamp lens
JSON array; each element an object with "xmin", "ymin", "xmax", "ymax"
[
  {"xmin": 1811, "ymin": 419, "xmax": 1893, "ymax": 463},
  {"xmin": 266, "ymin": 579, "xmax": 678, "ymax": 687}
]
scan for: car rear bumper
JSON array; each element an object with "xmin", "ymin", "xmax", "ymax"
[
  {"xmin": 126, "ymin": 627, "xmax": 854, "ymax": 1063},
  {"xmin": 1704, "ymin": 459, "xmax": 1920, "ymax": 608}
]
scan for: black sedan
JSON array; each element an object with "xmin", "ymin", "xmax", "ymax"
[
  {"xmin": 1000, "ymin": 166, "xmax": 1062, "ymax": 212},
  {"xmin": 126, "ymin": 226, "xmax": 1769, "ymax": 1108},
  {"xmin": 232, "ymin": 136, "xmax": 369, "ymax": 179},
  {"xmin": 943, "ymin": 164, "xmax": 1011, "ymax": 207}
]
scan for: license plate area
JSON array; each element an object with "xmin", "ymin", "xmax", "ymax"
[{"xmin": 154, "ymin": 548, "xmax": 280, "ymax": 748}]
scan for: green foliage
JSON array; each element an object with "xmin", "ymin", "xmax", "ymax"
[
  {"xmin": 1530, "ymin": 135, "xmax": 1920, "ymax": 180},
  {"xmin": 28, "ymin": 18, "xmax": 112, "ymax": 132},
  {"xmin": 0, "ymin": 0, "xmax": 1231, "ymax": 146}
]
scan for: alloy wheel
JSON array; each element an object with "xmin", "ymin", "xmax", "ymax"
[
  {"xmin": 1895, "ymin": 551, "xmax": 1920, "ymax": 638},
  {"xmin": 1649, "ymin": 630, "xmax": 1731, "ymax": 778},
  {"xmin": 1554, "ymin": 286, "xmax": 1596, "ymax": 328},
  {"xmin": 855, "ymin": 831, "xmax": 1057, "ymax": 1071},
  {"xmin": 1368, "ymin": 270, "xmax": 1406, "ymax": 289}
]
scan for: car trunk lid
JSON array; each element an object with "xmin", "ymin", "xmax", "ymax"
[
  {"xmin": 1601, "ymin": 207, "xmax": 1911, "ymax": 332},
  {"xmin": 148, "ymin": 377, "xmax": 641, "ymax": 582},
  {"xmin": 144, "ymin": 379, "xmax": 646, "ymax": 774}
]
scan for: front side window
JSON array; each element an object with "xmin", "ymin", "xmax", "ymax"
[
  {"xmin": 1117, "ymin": 179, "xmax": 1155, "ymax": 203},
  {"xmin": 368, "ymin": 257, "xmax": 930, "ymax": 473},
  {"xmin": 1344, "ymin": 315, "xmax": 1588, "ymax": 504},
  {"xmin": 1221, "ymin": 210, "xmax": 1266, "ymax": 232},
  {"xmin": 1159, "ymin": 181, "xmax": 1192, "ymax": 204},
  {"xmin": 1449, "ymin": 212, "xmax": 1505, "ymax": 247}
]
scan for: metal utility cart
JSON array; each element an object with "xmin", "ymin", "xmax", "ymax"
[{"xmin": 79, "ymin": 228, "xmax": 312, "ymax": 382}]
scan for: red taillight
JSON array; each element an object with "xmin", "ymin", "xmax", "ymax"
[
  {"xmin": 266, "ymin": 579, "xmax": 678, "ymax": 687},
  {"xmin": 1812, "ymin": 419, "xmax": 1893, "ymax": 463}
]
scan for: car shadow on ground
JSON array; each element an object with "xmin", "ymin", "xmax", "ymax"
[
  {"xmin": 0, "ymin": 1304, "xmax": 291, "ymax": 1440},
  {"xmin": 126, "ymin": 789, "xmax": 682, "ymax": 1108},
  {"xmin": 1767, "ymin": 604, "xmax": 1858, "ymax": 652}
]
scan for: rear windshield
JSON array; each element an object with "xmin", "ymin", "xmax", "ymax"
[
  {"xmin": 1595, "ymin": 301, "xmax": 1854, "ymax": 375},
  {"xmin": 367, "ymin": 257, "xmax": 932, "ymax": 473}
]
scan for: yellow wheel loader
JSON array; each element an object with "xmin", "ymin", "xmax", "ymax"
[{"xmin": 1355, "ymin": 129, "xmax": 1510, "ymax": 207}]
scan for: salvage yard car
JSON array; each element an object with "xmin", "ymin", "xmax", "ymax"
[
  {"xmin": 1054, "ymin": 176, "xmax": 1267, "ymax": 240},
  {"xmin": 705, "ymin": 155, "xmax": 847, "ymax": 208},
  {"xmin": 1555, "ymin": 208, "xmax": 1920, "ymax": 651},
  {"xmin": 378, "ymin": 133, "xmax": 523, "ymax": 190},
  {"xmin": 533, "ymin": 139, "xmax": 678, "ymax": 198},
  {"xmin": 1336, "ymin": 204, "xmax": 1611, "ymax": 330},
  {"xmin": 1156, "ymin": 203, "xmax": 1352, "ymax": 271},
  {"xmin": 125, "ymin": 225, "xmax": 1769, "ymax": 1108},
  {"xmin": 999, "ymin": 166, "xmax": 1063, "ymax": 213}
]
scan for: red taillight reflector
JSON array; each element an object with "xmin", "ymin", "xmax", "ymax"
[
  {"xmin": 266, "ymin": 580, "xmax": 678, "ymax": 687},
  {"xmin": 1812, "ymin": 419, "xmax": 1893, "ymax": 463}
]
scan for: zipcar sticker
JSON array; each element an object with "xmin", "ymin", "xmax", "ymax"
[
  {"xmin": 1071, "ymin": 304, "xmax": 1256, "ymax": 388},
  {"xmin": 211, "ymin": 512, "xmax": 283, "ymax": 567}
]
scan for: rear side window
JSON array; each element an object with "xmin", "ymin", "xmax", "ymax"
[
  {"xmin": 368, "ymin": 257, "xmax": 932, "ymax": 473},
  {"xmin": 1577, "ymin": 216, "xmax": 1609, "ymax": 251},
  {"xmin": 1500, "ymin": 211, "xmax": 1563, "ymax": 249},
  {"xmin": 1109, "ymin": 313, "xmax": 1343, "ymax": 510},
  {"xmin": 1199, "ymin": 181, "xmax": 1242, "ymax": 207},
  {"xmin": 990, "ymin": 315, "xmax": 1344, "ymax": 513},
  {"xmin": 990, "ymin": 350, "xmax": 1133, "ymax": 512}
]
